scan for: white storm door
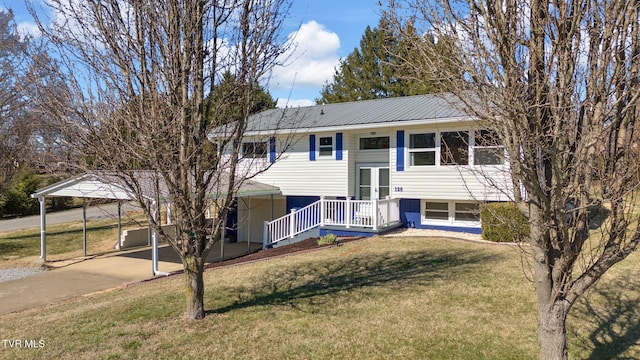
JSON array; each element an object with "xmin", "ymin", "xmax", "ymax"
[{"xmin": 357, "ymin": 166, "xmax": 390, "ymax": 200}]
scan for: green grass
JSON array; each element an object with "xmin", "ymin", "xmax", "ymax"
[
  {"xmin": 0, "ymin": 215, "xmax": 146, "ymax": 267},
  {"xmin": 0, "ymin": 236, "xmax": 638, "ymax": 359}
]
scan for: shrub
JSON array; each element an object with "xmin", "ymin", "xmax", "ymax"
[
  {"xmin": 317, "ymin": 233, "xmax": 338, "ymax": 245},
  {"xmin": 2, "ymin": 169, "xmax": 41, "ymax": 217},
  {"xmin": 480, "ymin": 202, "xmax": 529, "ymax": 243}
]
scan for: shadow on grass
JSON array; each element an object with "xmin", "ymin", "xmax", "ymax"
[
  {"xmin": 0, "ymin": 239, "xmax": 30, "ymax": 254},
  {"xmin": 570, "ymin": 276, "xmax": 640, "ymax": 359},
  {"xmin": 0, "ymin": 224, "xmax": 123, "ymax": 242},
  {"xmin": 209, "ymin": 247, "xmax": 497, "ymax": 315}
]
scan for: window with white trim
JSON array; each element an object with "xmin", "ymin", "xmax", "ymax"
[
  {"xmin": 409, "ymin": 133, "xmax": 436, "ymax": 166},
  {"xmin": 454, "ymin": 203, "xmax": 479, "ymax": 221},
  {"xmin": 422, "ymin": 200, "xmax": 480, "ymax": 225},
  {"xmin": 424, "ymin": 201, "xmax": 449, "ymax": 221},
  {"xmin": 318, "ymin": 136, "xmax": 333, "ymax": 157},
  {"xmin": 242, "ymin": 141, "xmax": 267, "ymax": 159},
  {"xmin": 359, "ymin": 136, "xmax": 389, "ymax": 150},
  {"xmin": 473, "ymin": 129, "xmax": 504, "ymax": 165}
]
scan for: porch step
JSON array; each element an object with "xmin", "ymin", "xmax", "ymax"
[{"xmin": 270, "ymin": 227, "xmax": 320, "ymax": 248}]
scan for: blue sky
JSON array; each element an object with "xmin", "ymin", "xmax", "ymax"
[{"xmin": 4, "ymin": 0, "xmax": 382, "ymax": 108}]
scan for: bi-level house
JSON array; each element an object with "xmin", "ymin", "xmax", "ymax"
[
  {"xmin": 31, "ymin": 93, "xmax": 513, "ymax": 265},
  {"xmin": 224, "ymin": 93, "xmax": 513, "ymax": 248}
]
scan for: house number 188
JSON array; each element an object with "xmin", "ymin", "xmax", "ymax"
[{"xmin": 394, "ymin": 187, "xmax": 403, "ymax": 192}]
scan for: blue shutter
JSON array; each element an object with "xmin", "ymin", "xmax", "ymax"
[
  {"xmin": 396, "ymin": 130, "xmax": 405, "ymax": 171},
  {"xmin": 269, "ymin": 137, "xmax": 276, "ymax": 163},
  {"xmin": 309, "ymin": 134, "xmax": 316, "ymax": 161},
  {"xmin": 335, "ymin": 132, "xmax": 343, "ymax": 160}
]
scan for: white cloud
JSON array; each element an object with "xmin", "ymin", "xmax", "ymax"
[
  {"xmin": 276, "ymin": 98, "xmax": 315, "ymax": 108},
  {"xmin": 271, "ymin": 21, "xmax": 341, "ymax": 90},
  {"xmin": 17, "ymin": 21, "xmax": 41, "ymax": 37}
]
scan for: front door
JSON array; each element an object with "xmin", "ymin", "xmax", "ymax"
[{"xmin": 357, "ymin": 166, "xmax": 390, "ymax": 200}]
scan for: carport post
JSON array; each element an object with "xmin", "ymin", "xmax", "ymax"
[
  {"xmin": 38, "ymin": 196, "xmax": 46, "ymax": 261},
  {"xmin": 117, "ymin": 202, "xmax": 122, "ymax": 248},
  {"xmin": 82, "ymin": 199, "xmax": 87, "ymax": 256},
  {"xmin": 247, "ymin": 197, "xmax": 252, "ymax": 250},
  {"xmin": 220, "ymin": 223, "xmax": 226, "ymax": 260}
]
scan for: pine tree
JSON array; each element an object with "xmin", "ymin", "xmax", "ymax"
[{"xmin": 317, "ymin": 18, "xmax": 452, "ymax": 104}]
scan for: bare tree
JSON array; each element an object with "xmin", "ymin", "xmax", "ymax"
[
  {"xmin": 30, "ymin": 0, "xmax": 291, "ymax": 320},
  {"xmin": 0, "ymin": 10, "xmax": 30, "ymax": 190},
  {"xmin": 386, "ymin": 0, "xmax": 640, "ymax": 358}
]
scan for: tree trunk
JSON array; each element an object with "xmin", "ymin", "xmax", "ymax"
[
  {"xmin": 536, "ymin": 268, "xmax": 570, "ymax": 360},
  {"xmin": 184, "ymin": 255, "xmax": 205, "ymax": 320},
  {"xmin": 537, "ymin": 300, "xmax": 569, "ymax": 360},
  {"xmin": 531, "ymin": 220, "xmax": 570, "ymax": 360}
]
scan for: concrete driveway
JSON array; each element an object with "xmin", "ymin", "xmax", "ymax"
[{"xmin": 0, "ymin": 242, "xmax": 260, "ymax": 315}]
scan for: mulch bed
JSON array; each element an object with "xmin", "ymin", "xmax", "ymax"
[{"xmin": 204, "ymin": 236, "xmax": 365, "ymax": 270}]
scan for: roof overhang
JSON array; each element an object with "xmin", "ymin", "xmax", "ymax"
[
  {"xmin": 238, "ymin": 116, "xmax": 479, "ymax": 137},
  {"xmin": 31, "ymin": 172, "xmax": 281, "ymax": 202},
  {"xmin": 30, "ymin": 173, "xmax": 135, "ymax": 200}
]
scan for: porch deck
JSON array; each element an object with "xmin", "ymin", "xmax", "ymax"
[{"xmin": 263, "ymin": 197, "xmax": 401, "ymax": 248}]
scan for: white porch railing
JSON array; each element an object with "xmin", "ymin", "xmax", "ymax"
[{"xmin": 263, "ymin": 197, "xmax": 400, "ymax": 248}]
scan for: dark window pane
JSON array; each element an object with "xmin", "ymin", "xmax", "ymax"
[
  {"xmin": 359, "ymin": 187, "xmax": 371, "ymax": 200},
  {"xmin": 359, "ymin": 136, "xmax": 390, "ymax": 150},
  {"xmin": 411, "ymin": 151, "xmax": 435, "ymax": 166},
  {"xmin": 475, "ymin": 130, "xmax": 500, "ymax": 147},
  {"xmin": 379, "ymin": 187, "xmax": 389, "ymax": 199},
  {"xmin": 425, "ymin": 211, "xmax": 449, "ymax": 220},
  {"xmin": 454, "ymin": 203, "xmax": 479, "ymax": 221},
  {"xmin": 360, "ymin": 168, "xmax": 371, "ymax": 185},
  {"xmin": 320, "ymin": 137, "xmax": 332, "ymax": 146},
  {"xmin": 474, "ymin": 148, "xmax": 504, "ymax": 165},
  {"xmin": 441, "ymin": 131, "xmax": 469, "ymax": 165},
  {"xmin": 379, "ymin": 169, "xmax": 389, "ymax": 186},
  {"xmin": 426, "ymin": 202, "xmax": 448, "ymax": 211},
  {"xmin": 243, "ymin": 142, "xmax": 267, "ymax": 158},
  {"xmin": 410, "ymin": 133, "xmax": 436, "ymax": 148},
  {"xmin": 455, "ymin": 203, "xmax": 478, "ymax": 212},
  {"xmin": 455, "ymin": 211, "xmax": 479, "ymax": 221}
]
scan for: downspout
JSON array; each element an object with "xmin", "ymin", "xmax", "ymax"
[{"xmin": 151, "ymin": 200, "xmax": 169, "ymax": 277}]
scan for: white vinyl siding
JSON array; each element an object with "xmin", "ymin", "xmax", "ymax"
[
  {"xmin": 252, "ymin": 133, "xmax": 350, "ymax": 197},
  {"xmin": 391, "ymin": 123, "xmax": 511, "ymax": 202},
  {"xmin": 245, "ymin": 123, "xmax": 511, "ymax": 203}
]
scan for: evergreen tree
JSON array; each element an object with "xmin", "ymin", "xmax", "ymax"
[
  {"xmin": 206, "ymin": 71, "xmax": 277, "ymax": 123},
  {"xmin": 317, "ymin": 18, "xmax": 453, "ymax": 104}
]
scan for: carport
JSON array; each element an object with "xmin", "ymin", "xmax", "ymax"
[{"xmin": 31, "ymin": 171, "xmax": 281, "ymax": 276}]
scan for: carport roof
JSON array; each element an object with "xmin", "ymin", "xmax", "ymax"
[{"xmin": 31, "ymin": 171, "xmax": 280, "ymax": 201}]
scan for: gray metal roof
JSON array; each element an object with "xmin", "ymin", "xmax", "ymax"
[
  {"xmin": 31, "ymin": 171, "xmax": 280, "ymax": 201},
  {"xmin": 246, "ymin": 93, "xmax": 469, "ymax": 133}
]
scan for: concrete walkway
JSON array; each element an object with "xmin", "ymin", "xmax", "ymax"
[{"xmin": 0, "ymin": 242, "xmax": 261, "ymax": 315}]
